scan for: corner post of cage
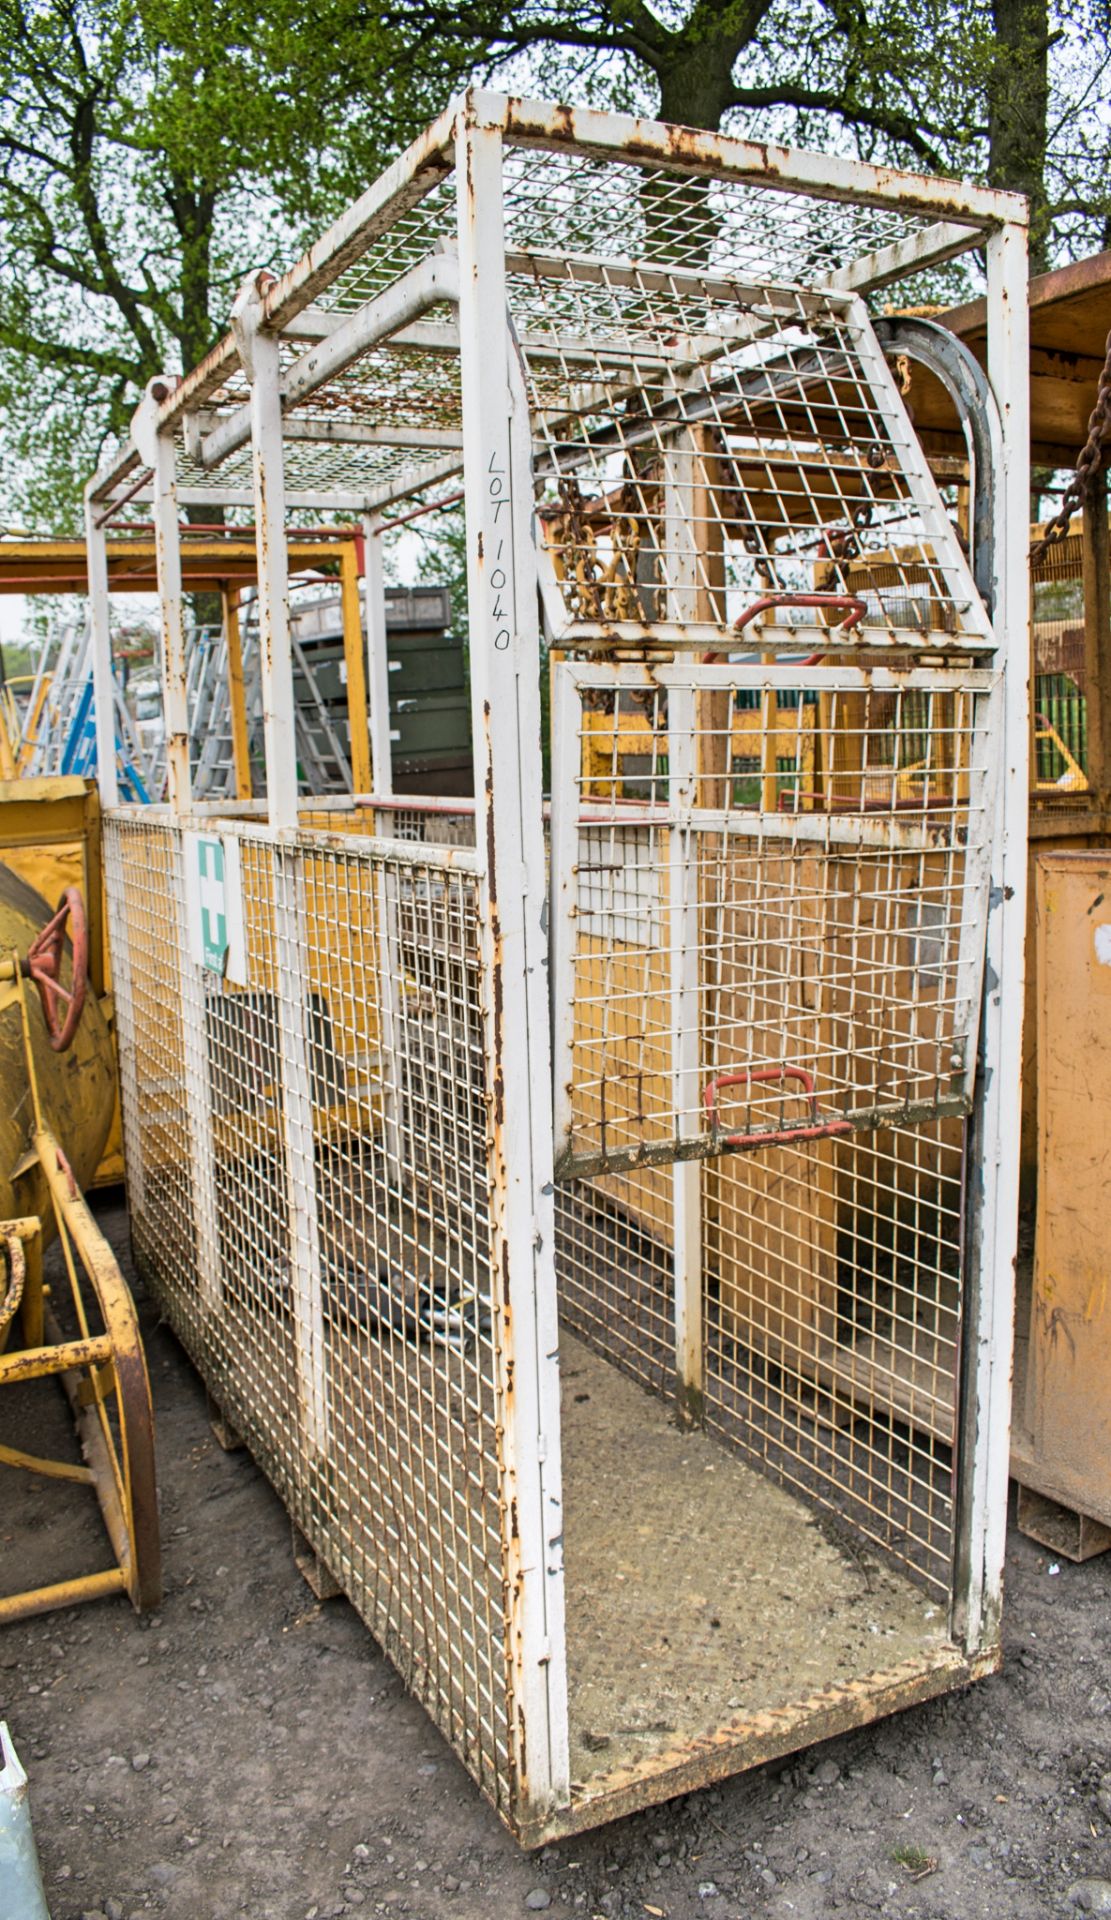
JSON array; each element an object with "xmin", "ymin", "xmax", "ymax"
[
  {"xmin": 131, "ymin": 382, "xmax": 191, "ymax": 813},
  {"xmin": 340, "ymin": 537, "xmax": 373, "ymax": 796},
  {"xmin": 231, "ymin": 271, "xmax": 329, "ymax": 1458},
  {"xmin": 130, "ymin": 382, "xmax": 223, "ymax": 1312},
  {"xmin": 667, "ymin": 678, "xmax": 703, "ymax": 1421},
  {"xmin": 83, "ymin": 487, "xmax": 119, "ymax": 811},
  {"xmin": 361, "ymin": 515, "xmax": 395, "ymax": 801},
  {"xmin": 455, "ymin": 105, "xmax": 571, "ymax": 1823},
  {"xmin": 662, "ymin": 431, "xmax": 713, "ymax": 1424},
  {"xmin": 955, "ymin": 210, "xmax": 1030, "ymax": 1656},
  {"xmin": 230, "ymin": 272, "xmax": 298, "ymax": 833}
]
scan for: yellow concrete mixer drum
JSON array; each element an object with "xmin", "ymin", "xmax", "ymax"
[{"xmin": 0, "ymin": 863, "xmax": 115, "ymax": 1235}]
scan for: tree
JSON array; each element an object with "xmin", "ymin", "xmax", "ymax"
[
  {"xmin": 0, "ymin": 0, "xmax": 382, "ymax": 525},
  {"xmin": 351, "ymin": 0, "xmax": 972, "ymax": 162},
  {"xmin": 2, "ymin": 0, "xmax": 1109, "ymax": 532},
  {"xmin": 988, "ymin": 0, "xmax": 1054, "ymax": 272},
  {"xmin": 333, "ymin": 0, "xmax": 1107, "ymax": 265}
]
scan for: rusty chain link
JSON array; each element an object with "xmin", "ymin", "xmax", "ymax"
[{"xmin": 1030, "ymin": 325, "xmax": 1111, "ymax": 568}]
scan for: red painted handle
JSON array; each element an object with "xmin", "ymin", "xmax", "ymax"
[
  {"xmin": 25, "ymin": 887, "xmax": 88, "ymax": 1053},
  {"xmin": 733, "ymin": 592, "xmax": 867, "ymax": 635},
  {"xmin": 703, "ymin": 1066, "xmax": 852, "ymax": 1150}
]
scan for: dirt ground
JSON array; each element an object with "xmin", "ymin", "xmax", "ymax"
[{"xmin": 3, "ymin": 1196, "xmax": 1111, "ymax": 1920}]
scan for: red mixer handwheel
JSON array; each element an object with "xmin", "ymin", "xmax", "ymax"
[{"xmin": 26, "ymin": 887, "xmax": 89, "ymax": 1052}]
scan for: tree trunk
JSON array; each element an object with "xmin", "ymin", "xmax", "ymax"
[{"xmin": 988, "ymin": 0, "xmax": 1051, "ymax": 274}]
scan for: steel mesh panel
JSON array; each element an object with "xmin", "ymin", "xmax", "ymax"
[
  {"xmin": 514, "ymin": 267, "xmax": 986, "ymax": 652},
  {"xmin": 103, "ymin": 812, "xmax": 198, "ymax": 1293},
  {"xmin": 702, "ymin": 1118, "xmax": 963, "ymax": 1595},
  {"xmin": 554, "ymin": 1172, "xmax": 675, "ymax": 1399},
  {"xmin": 175, "ymin": 427, "xmax": 455, "ymax": 501},
  {"xmin": 104, "ymin": 815, "xmax": 515, "ymax": 1811},
  {"xmin": 500, "ymin": 146, "xmax": 931, "ymax": 288},
  {"xmin": 554, "ymin": 663, "xmax": 995, "ymax": 1179},
  {"xmin": 550, "ymin": 658, "xmax": 987, "ymax": 1600}
]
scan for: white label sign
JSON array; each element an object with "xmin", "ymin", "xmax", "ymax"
[{"xmin": 183, "ymin": 831, "xmax": 248, "ymax": 984}]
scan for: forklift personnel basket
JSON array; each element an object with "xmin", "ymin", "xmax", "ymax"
[{"xmin": 86, "ymin": 94, "xmax": 1027, "ymax": 1843}]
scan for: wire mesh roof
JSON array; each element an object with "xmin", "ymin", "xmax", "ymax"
[{"xmin": 88, "ymin": 92, "xmax": 1018, "ymax": 550}]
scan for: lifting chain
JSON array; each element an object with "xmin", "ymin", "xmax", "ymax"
[
  {"xmin": 552, "ymin": 476, "xmax": 647, "ymax": 622},
  {"xmin": 1031, "ymin": 325, "xmax": 1111, "ymax": 568},
  {"xmin": 601, "ymin": 481, "xmax": 643, "ymax": 622},
  {"xmin": 553, "ymin": 477, "xmax": 601, "ymax": 619}
]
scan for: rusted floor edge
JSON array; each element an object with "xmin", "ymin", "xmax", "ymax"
[
  {"xmin": 140, "ymin": 1260, "xmax": 999, "ymax": 1851},
  {"xmin": 518, "ymin": 1645, "xmax": 996, "ymax": 1848}
]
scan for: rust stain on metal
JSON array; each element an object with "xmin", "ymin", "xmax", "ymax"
[{"xmin": 518, "ymin": 1650, "xmax": 985, "ymax": 1845}]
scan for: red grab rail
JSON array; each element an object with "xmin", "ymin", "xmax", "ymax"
[{"xmin": 703, "ymin": 1066, "xmax": 853, "ymax": 1150}]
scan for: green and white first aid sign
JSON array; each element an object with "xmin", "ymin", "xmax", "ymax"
[{"xmin": 184, "ymin": 831, "xmax": 248, "ymax": 983}]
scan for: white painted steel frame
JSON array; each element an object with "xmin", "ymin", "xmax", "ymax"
[
  {"xmin": 84, "ymin": 92, "xmax": 1025, "ymax": 522},
  {"xmin": 455, "ymin": 109, "xmax": 571, "ymax": 1823},
  {"xmin": 229, "ymin": 278, "xmax": 299, "ymax": 835},
  {"xmin": 127, "ymin": 385, "xmax": 225, "ymax": 1316},
  {"xmin": 130, "ymin": 383, "xmax": 192, "ymax": 812},
  {"xmin": 84, "ymin": 499, "xmax": 118, "ymax": 812},
  {"xmin": 666, "ymin": 682, "xmax": 703, "ymax": 1416},
  {"xmin": 230, "ymin": 275, "xmax": 330, "ymax": 1460},
  {"xmin": 361, "ymin": 515, "xmax": 396, "ymax": 802},
  {"xmin": 955, "ymin": 221, "xmax": 1029, "ymax": 1655},
  {"xmin": 89, "ymin": 90, "xmax": 1028, "ymax": 1836}
]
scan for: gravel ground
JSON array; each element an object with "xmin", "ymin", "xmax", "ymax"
[{"xmin": 2, "ymin": 1197, "xmax": 1111, "ymax": 1920}]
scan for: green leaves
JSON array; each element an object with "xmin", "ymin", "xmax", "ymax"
[{"xmin": 0, "ymin": 0, "xmax": 1108, "ymax": 529}]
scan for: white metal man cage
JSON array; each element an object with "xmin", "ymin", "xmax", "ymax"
[{"xmin": 85, "ymin": 94, "xmax": 1029, "ymax": 1843}]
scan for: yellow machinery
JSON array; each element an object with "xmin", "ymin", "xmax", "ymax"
[
  {"xmin": 0, "ymin": 862, "xmax": 159, "ymax": 1623},
  {"xmin": 0, "ymin": 776, "xmax": 123, "ymax": 1184}
]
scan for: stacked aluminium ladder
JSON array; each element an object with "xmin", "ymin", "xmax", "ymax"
[{"xmin": 23, "ymin": 621, "xmax": 154, "ymax": 799}]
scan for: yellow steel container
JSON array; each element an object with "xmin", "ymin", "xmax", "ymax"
[
  {"xmin": 0, "ymin": 776, "xmax": 122, "ymax": 1186},
  {"xmin": 0, "ymin": 859, "xmax": 115, "ymax": 1234}
]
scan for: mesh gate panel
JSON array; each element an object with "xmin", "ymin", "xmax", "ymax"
[
  {"xmin": 105, "ymin": 815, "xmax": 515, "ymax": 1809},
  {"xmin": 554, "ymin": 663, "xmax": 995, "ymax": 1178},
  {"xmin": 702, "ymin": 1118, "xmax": 964, "ymax": 1594},
  {"xmin": 551, "ymin": 661, "xmax": 988, "ymax": 1597}
]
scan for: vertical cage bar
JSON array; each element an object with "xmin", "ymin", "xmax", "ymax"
[
  {"xmin": 373, "ymin": 860, "xmax": 403, "ymax": 1186},
  {"xmin": 549, "ymin": 661, "xmax": 582, "ymax": 1170},
  {"xmin": 667, "ymin": 681, "xmax": 703, "ymax": 1420},
  {"xmin": 150, "ymin": 429, "xmax": 191, "ymax": 814},
  {"xmin": 274, "ymin": 842, "xmax": 329, "ymax": 1456},
  {"xmin": 455, "ymin": 104, "xmax": 570, "ymax": 1823},
  {"xmin": 174, "ymin": 833, "xmax": 221, "ymax": 1316},
  {"xmin": 954, "ymin": 213, "xmax": 1030, "ymax": 1654},
  {"xmin": 231, "ymin": 282, "xmax": 298, "ymax": 832},
  {"xmin": 662, "ymin": 436, "xmax": 712, "ymax": 1419},
  {"xmin": 83, "ymin": 494, "xmax": 119, "ymax": 811},
  {"xmin": 233, "ymin": 278, "xmax": 328, "ymax": 1451},
  {"xmin": 131, "ymin": 386, "xmax": 191, "ymax": 814}
]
